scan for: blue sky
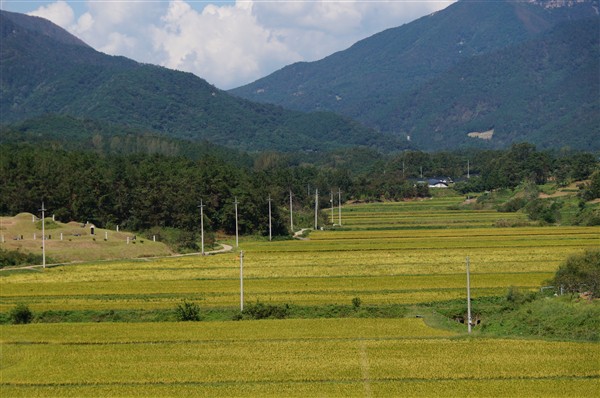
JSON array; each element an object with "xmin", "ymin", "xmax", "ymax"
[{"xmin": 1, "ymin": 1, "xmax": 455, "ymax": 89}]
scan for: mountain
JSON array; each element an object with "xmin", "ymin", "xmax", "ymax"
[
  {"xmin": 0, "ymin": 10, "xmax": 400, "ymax": 152},
  {"xmin": 230, "ymin": 0, "xmax": 599, "ymax": 150},
  {"xmin": 388, "ymin": 18, "xmax": 599, "ymax": 150}
]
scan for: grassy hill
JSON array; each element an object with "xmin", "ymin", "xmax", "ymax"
[{"xmin": 0, "ymin": 213, "xmax": 171, "ymax": 264}]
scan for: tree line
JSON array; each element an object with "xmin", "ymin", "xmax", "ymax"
[{"xmin": 0, "ymin": 143, "xmax": 597, "ymax": 242}]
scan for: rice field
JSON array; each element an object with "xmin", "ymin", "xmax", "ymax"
[
  {"xmin": 1, "ymin": 223, "xmax": 596, "ymax": 311},
  {"xmin": 2, "ymin": 196, "xmax": 599, "ymax": 396},
  {"xmin": 2, "ymin": 319, "xmax": 598, "ymax": 397}
]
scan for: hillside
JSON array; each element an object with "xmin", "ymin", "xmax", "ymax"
[
  {"xmin": 0, "ymin": 10, "xmax": 399, "ymax": 153},
  {"xmin": 0, "ymin": 213, "xmax": 172, "ymax": 263},
  {"xmin": 230, "ymin": 0, "xmax": 599, "ymax": 150},
  {"xmin": 385, "ymin": 18, "xmax": 600, "ymax": 150}
]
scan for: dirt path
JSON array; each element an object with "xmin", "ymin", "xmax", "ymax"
[
  {"xmin": 1, "ymin": 242, "xmax": 235, "ymax": 271},
  {"xmin": 206, "ymin": 243, "xmax": 233, "ymax": 255}
]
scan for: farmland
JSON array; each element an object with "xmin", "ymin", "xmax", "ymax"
[
  {"xmin": 2, "ymin": 319, "xmax": 598, "ymax": 397},
  {"xmin": 1, "ymin": 195, "xmax": 599, "ymax": 396}
]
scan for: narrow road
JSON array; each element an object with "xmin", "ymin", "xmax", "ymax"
[{"xmin": 205, "ymin": 243, "xmax": 233, "ymax": 255}]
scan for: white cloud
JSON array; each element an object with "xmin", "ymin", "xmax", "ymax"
[
  {"xmin": 25, "ymin": 0, "xmax": 456, "ymax": 89},
  {"xmin": 151, "ymin": 0, "xmax": 301, "ymax": 89},
  {"xmin": 28, "ymin": 0, "xmax": 75, "ymax": 27}
]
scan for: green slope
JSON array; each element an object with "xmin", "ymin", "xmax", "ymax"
[
  {"xmin": 230, "ymin": 0, "xmax": 599, "ymax": 150},
  {"xmin": 0, "ymin": 11, "xmax": 400, "ymax": 152}
]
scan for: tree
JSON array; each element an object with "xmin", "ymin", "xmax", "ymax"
[
  {"xmin": 550, "ymin": 250, "xmax": 600, "ymax": 297},
  {"xmin": 10, "ymin": 304, "xmax": 33, "ymax": 324}
]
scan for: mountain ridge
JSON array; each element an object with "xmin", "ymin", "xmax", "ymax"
[
  {"xmin": 230, "ymin": 0, "xmax": 599, "ymax": 150},
  {"xmin": 0, "ymin": 10, "xmax": 399, "ymax": 152}
]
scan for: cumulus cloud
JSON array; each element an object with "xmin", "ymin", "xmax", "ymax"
[
  {"xmin": 28, "ymin": 0, "xmax": 75, "ymax": 27},
  {"xmin": 26, "ymin": 0, "xmax": 455, "ymax": 89},
  {"xmin": 151, "ymin": 0, "xmax": 301, "ymax": 89}
]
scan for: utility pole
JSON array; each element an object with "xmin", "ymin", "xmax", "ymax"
[
  {"xmin": 198, "ymin": 200, "xmax": 205, "ymax": 255},
  {"xmin": 467, "ymin": 160, "xmax": 470, "ymax": 179},
  {"xmin": 330, "ymin": 191, "xmax": 334, "ymax": 225},
  {"xmin": 40, "ymin": 202, "xmax": 46, "ymax": 268},
  {"xmin": 338, "ymin": 188, "xmax": 342, "ymax": 226},
  {"xmin": 466, "ymin": 256, "xmax": 472, "ymax": 334},
  {"xmin": 314, "ymin": 188, "xmax": 319, "ymax": 230},
  {"xmin": 234, "ymin": 196, "xmax": 239, "ymax": 248},
  {"xmin": 268, "ymin": 194, "xmax": 272, "ymax": 241},
  {"xmin": 240, "ymin": 250, "xmax": 244, "ymax": 312},
  {"xmin": 289, "ymin": 189, "xmax": 294, "ymax": 232}
]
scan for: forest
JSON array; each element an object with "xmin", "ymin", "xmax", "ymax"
[{"xmin": 0, "ymin": 142, "xmax": 598, "ymax": 250}]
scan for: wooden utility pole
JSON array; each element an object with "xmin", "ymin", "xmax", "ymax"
[
  {"xmin": 338, "ymin": 188, "xmax": 342, "ymax": 226},
  {"xmin": 289, "ymin": 189, "xmax": 294, "ymax": 232},
  {"xmin": 40, "ymin": 202, "xmax": 46, "ymax": 268},
  {"xmin": 240, "ymin": 251, "xmax": 244, "ymax": 311},
  {"xmin": 314, "ymin": 189, "xmax": 319, "ymax": 230},
  {"xmin": 198, "ymin": 200, "xmax": 205, "ymax": 255},
  {"xmin": 234, "ymin": 197, "xmax": 239, "ymax": 248},
  {"xmin": 330, "ymin": 191, "xmax": 334, "ymax": 225},
  {"xmin": 466, "ymin": 256, "xmax": 472, "ymax": 334},
  {"xmin": 268, "ymin": 195, "xmax": 272, "ymax": 241}
]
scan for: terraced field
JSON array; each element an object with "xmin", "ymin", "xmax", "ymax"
[{"xmin": 2, "ymin": 196, "xmax": 598, "ymax": 396}]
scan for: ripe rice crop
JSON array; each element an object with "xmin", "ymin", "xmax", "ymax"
[{"xmin": 2, "ymin": 319, "xmax": 597, "ymax": 397}]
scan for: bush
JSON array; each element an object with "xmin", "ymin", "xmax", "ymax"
[
  {"xmin": 550, "ymin": 249, "xmax": 600, "ymax": 297},
  {"xmin": 505, "ymin": 286, "xmax": 536, "ymax": 306},
  {"xmin": 10, "ymin": 304, "xmax": 33, "ymax": 324},
  {"xmin": 498, "ymin": 197, "xmax": 527, "ymax": 212},
  {"xmin": 525, "ymin": 199, "xmax": 562, "ymax": 224},
  {"xmin": 0, "ymin": 248, "xmax": 47, "ymax": 268},
  {"xmin": 242, "ymin": 301, "xmax": 290, "ymax": 320},
  {"xmin": 175, "ymin": 300, "xmax": 201, "ymax": 321},
  {"xmin": 352, "ymin": 297, "xmax": 362, "ymax": 309}
]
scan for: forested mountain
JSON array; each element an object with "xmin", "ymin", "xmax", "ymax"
[
  {"xmin": 0, "ymin": 10, "xmax": 399, "ymax": 152},
  {"xmin": 230, "ymin": 0, "xmax": 599, "ymax": 151},
  {"xmin": 385, "ymin": 18, "xmax": 599, "ymax": 150}
]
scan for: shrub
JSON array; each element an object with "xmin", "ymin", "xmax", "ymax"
[
  {"xmin": 498, "ymin": 197, "xmax": 527, "ymax": 213},
  {"xmin": 175, "ymin": 300, "xmax": 201, "ymax": 321},
  {"xmin": 242, "ymin": 301, "xmax": 290, "ymax": 320},
  {"xmin": 352, "ymin": 297, "xmax": 362, "ymax": 309},
  {"xmin": 0, "ymin": 248, "xmax": 47, "ymax": 268},
  {"xmin": 525, "ymin": 199, "xmax": 562, "ymax": 224},
  {"xmin": 550, "ymin": 249, "xmax": 600, "ymax": 297},
  {"xmin": 505, "ymin": 286, "xmax": 536, "ymax": 306},
  {"xmin": 10, "ymin": 304, "xmax": 33, "ymax": 324}
]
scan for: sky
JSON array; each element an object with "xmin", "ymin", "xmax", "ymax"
[{"xmin": 1, "ymin": 0, "xmax": 455, "ymax": 89}]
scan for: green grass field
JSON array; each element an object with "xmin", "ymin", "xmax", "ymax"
[{"xmin": 1, "ymin": 195, "xmax": 599, "ymax": 396}]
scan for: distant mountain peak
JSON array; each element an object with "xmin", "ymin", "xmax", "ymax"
[{"xmin": 0, "ymin": 10, "xmax": 90, "ymax": 48}]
